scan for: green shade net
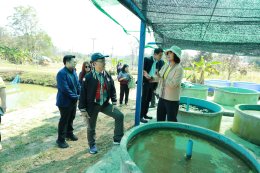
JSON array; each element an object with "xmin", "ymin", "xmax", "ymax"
[{"xmin": 94, "ymin": 0, "xmax": 260, "ymax": 56}]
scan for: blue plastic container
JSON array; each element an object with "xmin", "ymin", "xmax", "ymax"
[
  {"xmin": 233, "ymin": 81, "xmax": 260, "ymax": 92},
  {"xmin": 204, "ymin": 80, "xmax": 232, "ymax": 92}
]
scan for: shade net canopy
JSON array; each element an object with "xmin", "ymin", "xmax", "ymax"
[{"xmin": 93, "ymin": 0, "xmax": 260, "ymax": 56}]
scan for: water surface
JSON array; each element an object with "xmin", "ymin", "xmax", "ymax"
[
  {"xmin": 128, "ymin": 129, "xmax": 254, "ymax": 173},
  {"xmin": 5, "ymin": 84, "xmax": 56, "ymax": 112}
]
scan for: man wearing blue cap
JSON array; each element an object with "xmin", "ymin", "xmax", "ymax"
[{"xmin": 78, "ymin": 53, "xmax": 124, "ymax": 154}]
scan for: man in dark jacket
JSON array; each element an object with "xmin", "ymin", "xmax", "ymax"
[
  {"xmin": 56, "ymin": 55, "xmax": 80, "ymax": 148},
  {"xmin": 140, "ymin": 48, "xmax": 164, "ymax": 123},
  {"xmin": 79, "ymin": 53, "xmax": 124, "ymax": 154}
]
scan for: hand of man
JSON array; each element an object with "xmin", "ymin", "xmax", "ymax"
[
  {"xmin": 143, "ymin": 71, "xmax": 151, "ymax": 79},
  {"xmin": 81, "ymin": 111, "xmax": 90, "ymax": 119}
]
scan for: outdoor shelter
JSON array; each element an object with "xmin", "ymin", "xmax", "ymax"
[{"xmin": 91, "ymin": 0, "xmax": 260, "ymax": 125}]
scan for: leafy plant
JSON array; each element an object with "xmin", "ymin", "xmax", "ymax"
[{"xmin": 184, "ymin": 56, "xmax": 221, "ymax": 84}]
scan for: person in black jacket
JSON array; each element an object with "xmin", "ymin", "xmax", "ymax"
[
  {"xmin": 140, "ymin": 48, "xmax": 164, "ymax": 123},
  {"xmin": 78, "ymin": 53, "xmax": 124, "ymax": 154}
]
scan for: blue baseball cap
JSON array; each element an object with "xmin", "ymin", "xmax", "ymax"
[{"xmin": 91, "ymin": 53, "xmax": 109, "ymax": 62}]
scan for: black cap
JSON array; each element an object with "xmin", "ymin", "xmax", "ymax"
[{"xmin": 91, "ymin": 53, "xmax": 109, "ymax": 62}]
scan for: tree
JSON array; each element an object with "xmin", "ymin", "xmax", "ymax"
[
  {"xmin": 215, "ymin": 54, "xmax": 242, "ymax": 80},
  {"xmin": 5, "ymin": 6, "xmax": 55, "ymax": 64},
  {"xmin": 34, "ymin": 31, "xmax": 54, "ymax": 57},
  {"xmin": 7, "ymin": 6, "xmax": 39, "ymax": 58},
  {"xmin": 195, "ymin": 51, "xmax": 213, "ymax": 62},
  {"xmin": 0, "ymin": 46, "xmax": 30, "ymax": 64}
]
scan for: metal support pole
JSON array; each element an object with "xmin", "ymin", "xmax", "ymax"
[{"xmin": 135, "ymin": 21, "xmax": 146, "ymax": 126}]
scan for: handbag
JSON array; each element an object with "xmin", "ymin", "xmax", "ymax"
[{"xmin": 128, "ymin": 75, "xmax": 136, "ymax": 89}]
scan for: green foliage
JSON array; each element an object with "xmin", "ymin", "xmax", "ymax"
[
  {"xmin": 111, "ymin": 57, "xmax": 123, "ymax": 68},
  {"xmin": 0, "ymin": 6, "xmax": 55, "ymax": 64},
  {"xmin": 0, "ymin": 71, "xmax": 56, "ymax": 87},
  {"xmin": 184, "ymin": 56, "xmax": 221, "ymax": 84},
  {"xmin": 0, "ymin": 46, "xmax": 30, "ymax": 64}
]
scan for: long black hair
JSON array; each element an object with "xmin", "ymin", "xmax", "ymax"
[
  {"xmin": 121, "ymin": 64, "xmax": 129, "ymax": 73},
  {"xmin": 174, "ymin": 55, "xmax": 181, "ymax": 63}
]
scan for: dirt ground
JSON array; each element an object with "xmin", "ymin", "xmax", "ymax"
[{"xmin": 0, "ymin": 82, "xmax": 137, "ymax": 173}]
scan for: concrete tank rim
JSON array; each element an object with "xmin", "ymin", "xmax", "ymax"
[
  {"xmin": 215, "ymin": 87, "xmax": 260, "ymax": 95},
  {"xmin": 120, "ymin": 122, "xmax": 260, "ymax": 172},
  {"xmin": 182, "ymin": 86, "xmax": 208, "ymax": 91},
  {"xmin": 235, "ymin": 104, "xmax": 260, "ymax": 120},
  {"xmin": 180, "ymin": 96, "xmax": 224, "ymax": 116}
]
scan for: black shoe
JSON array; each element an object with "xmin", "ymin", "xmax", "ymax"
[
  {"xmin": 113, "ymin": 140, "xmax": 121, "ymax": 145},
  {"xmin": 140, "ymin": 118, "xmax": 148, "ymax": 123},
  {"xmin": 66, "ymin": 134, "xmax": 78, "ymax": 141},
  {"xmin": 144, "ymin": 115, "xmax": 153, "ymax": 119},
  {"xmin": 56, "ymin": 140, "xmax": 69, "ymax": 148}
]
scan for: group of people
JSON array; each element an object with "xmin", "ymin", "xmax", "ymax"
[
  {"xmin": 140, "ymin": 46, "xmax": 183, "ymax": 123},
  {"xmin": 56, "ymin": 53, "xmax": 124, "ymax": 154},
  {"xmin": 0, "ymin": 45, "xmax": 183, "ymax": 154},
  {"xmin": 55, "ymin": 45, "xmax": 183, "ymax": 154}
]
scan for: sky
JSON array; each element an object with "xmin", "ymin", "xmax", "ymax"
[{"xmin": 0, "ymin": 0, "xmax": 156, "ymax": 56}]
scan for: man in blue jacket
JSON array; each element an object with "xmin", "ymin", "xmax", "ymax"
[
  {"xmin": 78, "ymin": 53, "xmax": 124, "ymax": 154},
  {"xmin": 56, "ymin": 55, "xmax": 80, "ymax": 148}
]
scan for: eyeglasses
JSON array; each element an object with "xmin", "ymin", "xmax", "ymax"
[{"xmin": 85, "ymin": 66, "xmax": 91, "ymax": 68}]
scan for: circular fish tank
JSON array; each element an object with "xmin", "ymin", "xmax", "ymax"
[
  {"xmin": 204, "ymin": 80, "xmax": 231, "ymax": 92},
  {"xmin": 213, "ymin": 87, "xmax": 259, "ymax": 107},
  {"xmin": 181, "ymin": 84, "xmax": 208, "ymax": 100},
  {"xmin": 178, "ymin": 97, "xmax": 223, "ymax": 131},
  {"xmin": 233, "ymin": 81, "xmax": 260, "ymax": 92},
  {"xmin": 232, "ymin": 104, "xmax": 260, "ymax": 145},
  {"xmin": 120, "ymin": 123, "xmax": 260, "ymax": 173}
]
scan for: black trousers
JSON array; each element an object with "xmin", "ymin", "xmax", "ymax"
[
  {"xmin": 120, "ymin": 84, "xmax": 129, "ymax": 104},
  {"xmin": 157, "ymin": 98, "xmax": 179, "ymax": 122},
  {"xmin": 140, "ymin": 83, "xmax": 154, "ymax": 119},
  {"xmin": 58, "ymin": 103, "xmax": 77, "ymax": 142},
  {"xmin": 150, "ymin": 91, "xmax": 159, "ymax": 106}
]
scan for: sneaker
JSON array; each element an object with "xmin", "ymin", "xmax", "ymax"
[
  {"xmin": 56, "ymin": 140, "xmax": 69, "ymax": 148},
  {"xmin": 66, "ymin": 134, "xmax": 78, "ymax": 141},
  {"xmin": 149, "ymin": 105, "xmax": 155, "ymax": 108},
  {"xmin": 113, "ymin": 140, "xmax": 121, "ymax": 145},
  {"xmin": 89, "ymin": 145, "xmax": 98, "ymax": 154}
]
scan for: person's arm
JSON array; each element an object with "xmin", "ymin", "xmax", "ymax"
[
  {"xmin": 110, "ymin": 76, "xmax": 117, "ymax": 105},
  {"xmin": 75, "ymin": 72, "xmax": 81, "ymax": 95},
  {"xmin": 57, "ymin": 72, "xmax": 79, "ymax": 100},
  {"xmin": 117, "ymin": 72, "xmax": 126, "ymax": 82},
  {"xmin": 150, "ymin": 64, "xmax": 166, "ymax": 82},
  {"xmin": 0, "ymin": 87, "xmax": 6, "ymax": 112},
  {"xmin": 78, "ymin": 76, "xmax": 88, "ymax": 111},
  {"xmin": 165, "ymin": 67, "xmax": 184, "ymax": 88}
]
